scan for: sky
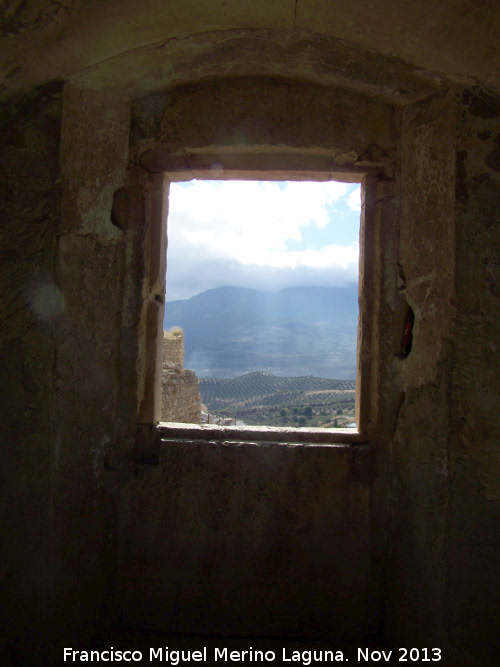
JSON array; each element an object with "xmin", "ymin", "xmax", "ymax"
[{"xmin": 165, "ymin": 180, "xmax": 361, "ymax": 301}]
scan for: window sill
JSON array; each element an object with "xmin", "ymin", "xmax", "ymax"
[
  {"xmin": 157, "ymin": 421, "xmax": 364, "ymax": 445},
  {"xmin": 133, "ymin": 424, "xmax": 373, "ymax": 483}
]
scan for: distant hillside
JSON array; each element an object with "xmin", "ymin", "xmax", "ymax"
[
  {"xmin": 201, "ymin": 371, "xmax": 354, "ymax": 402},
  {"xmin": 164, "ymin": 285, "xmax": 358, "ymax": 379},
  {"xmin": 200, "ymin": 371, "xmax": 356, "ymax": 427}
]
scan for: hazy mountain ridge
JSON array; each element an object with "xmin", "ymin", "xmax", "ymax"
[{"xmin": 164, "ymin": 285, "xmax": 358, "ymax": 379}]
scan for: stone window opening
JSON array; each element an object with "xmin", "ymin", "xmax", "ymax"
[
  {"xmin": 128, "ymin": 80, "xmax": 402, "ymax": 457},
  {"xmin": 137, "ymin": 170, "xmax": 381, "ymax": 451},
  {"xmin": 161, "ymin": 179, "xmax": 361, "ymax": 433},
  {"xmin": 123, "ymin": 77, "xmax": 409, "ymax": 471}
]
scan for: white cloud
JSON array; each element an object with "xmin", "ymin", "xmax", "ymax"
[
  {"xmin": 166, "ymin": 180, "xmax": 360, "ymax": 300},
  {"xmin": 166, "ymin": 255, "xmax": 359, "ymax": 301},
  {"xmin": 347, "ymin": 187, "xmax": 361, "ymax": 211},
  {"xmin": 242, "ymin": 242, "xmax": 359, "ymax": 269}
]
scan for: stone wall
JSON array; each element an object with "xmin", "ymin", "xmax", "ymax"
[
  {"xmin": 117, "ymin": 440, "xmax": 374, "ymax": 642},
  {"xmin": 161, "ymin": 328, "xmax": 201, "ymax": 424},
  {"xmin": 126, "ymin": 79, "xmax": 500, "ymax": 663},
  {"xmin": 162, "ymin": 327, "xmax": 184, "ymax": 365},
  {"xmin": 383, "ymin": 90, "xmax": 456, "ymax": 651},
  {"xmin": 0, "ymin": 83, "xmax": 133, "ymax": 656},
  {"xmin": 0, "ymin": 83, "xmax": 63, "ymax": 651},
  {"xmin": 2, "ymin": 23, "xmax": 500, "ymax": 664},
  {"xmin": 445, "ymin": 88, "xmax": 500, "ymax": 663}
]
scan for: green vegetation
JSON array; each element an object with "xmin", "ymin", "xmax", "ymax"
[{"xmin": 200, "ymin": 371, "xmax": 356, "ymax": 427}]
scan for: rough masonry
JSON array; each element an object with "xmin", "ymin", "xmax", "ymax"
[{"xmin": 161, "ymin": 328, "xmax": 201, "ymax": 424}]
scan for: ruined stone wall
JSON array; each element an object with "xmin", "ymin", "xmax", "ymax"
[
  {"xmin": 161, "ymin": 328, "xmax": 201, "ymax": 424},
  {"xmin": 162, "ymin": 327, "xmax": 184, "ymax": 365}
]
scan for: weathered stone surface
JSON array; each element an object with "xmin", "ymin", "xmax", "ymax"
[
  {"xmin": 1, "ymin": 5, "xmax": 500, "ymax": 665},
  {"xmin": 131, "ymin": 78, "xmax": 398, "ymax": 179},
  {"xmin": 445, "ymin": 90, "xmax": 500, "ymax": 664},
  {"xmin": 0, "ymin": 84, "xmax": 62, "ymax": 646},
  {"xmin": 162, "ymin": 327, "xmax": 184, "ymax": 365},
  {"xmin": 1, "ymin": 2, "xmax": 499, "ymax": 101},
  {"xmin": 161, "ymin": 328, "xmax": 202, "ymax": 424},
  {"xmin": 117, "ymin": 440, "xmax": 373, "ymax": 641},
  {"xmin": 399, "ymin": 91, "xmax": 456, "ymax": 388}
]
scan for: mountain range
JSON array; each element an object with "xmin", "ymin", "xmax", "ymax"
[{"xmin": 163, "ymin": 285, "xmax": 359, "ymax": 379}]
